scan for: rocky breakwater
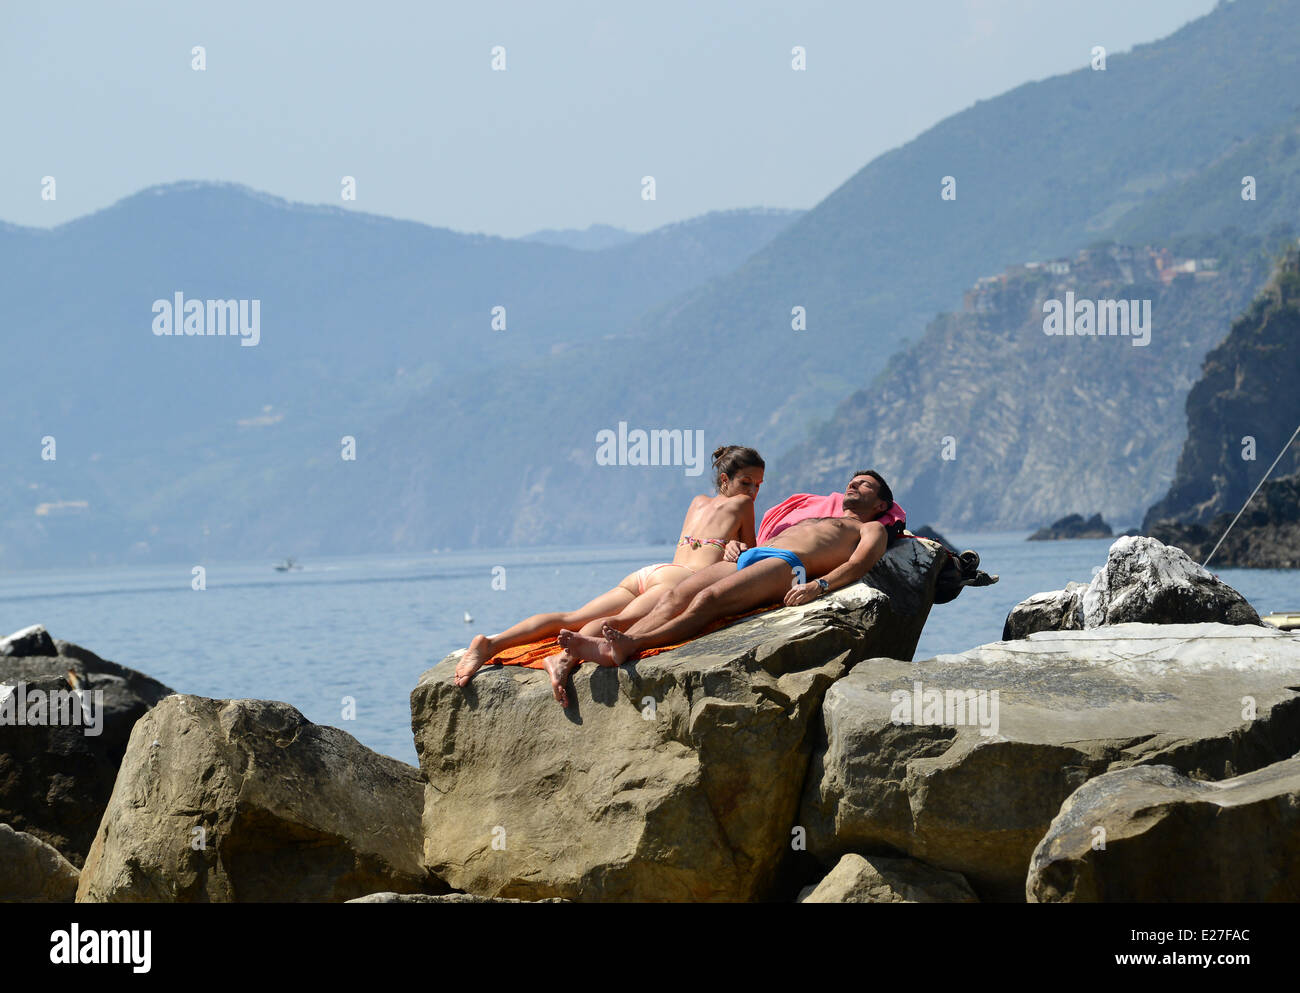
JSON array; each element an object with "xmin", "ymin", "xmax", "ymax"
[
  {"xmin": 800, "ymin": 536, "xmax": 1295, "ymax": 901},
  {"xmin": 410, "ymin": 538, "xmax": 947, "ymax": 902}
]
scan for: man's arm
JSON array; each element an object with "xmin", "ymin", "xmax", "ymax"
[{"xmin": 783, "ymin": 521, "xmax": 888, "ymax": 606}]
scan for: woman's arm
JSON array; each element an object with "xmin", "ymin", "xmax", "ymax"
[{"xmin": 738, "ymin": 496, "xmax": 757, "ymax": 549}]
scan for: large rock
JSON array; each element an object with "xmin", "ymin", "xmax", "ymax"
[
  {"xmin": 797, "ymin": 853, "xmax": 977, "ymax": 903},
  {"xmin": 799, "ymin": 623, "xmax": 1300, "ymax": 901},
  {"xmin": 411, "ymin": 539, "xmax": 945, "ymax": 902},
  {"xmin": 0, "ymin": 630, "xmax": 174, "ymax": 865},
  {"xmin": 0, "ymin": 822, "xmax": 80, "ymax": 902},
  {"xmin": 1002, "ymin": 583, "xmax": 1085, "ymax": 640},
  {"xmin": 1081, "ymin": 536, "xmax": 1259, "ymax": 626},
  {"xmin": 1002, "ymin": 536, "xmax": 1259, "ymax": 638},
  {"xmin": 77, "ymin": 695, "xmax": 440, "ymax": 902},
  {"xmin": 348, "ymin": 892, "xmax": 567, "ymax": 903},
  {"xmin": 1028, "ymin": 513, "xmax": 1113, "ymax": 541},
  {"xmin": 0, "ymin": 624, "xmax": 58, "ymax": 657},
  {"xmin": 1028, "ymin": 757, "xmax": 1300, "ymax": 901}
]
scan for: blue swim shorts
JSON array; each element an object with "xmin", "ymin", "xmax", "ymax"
[{"xmin": 735, "ymin": 546, "xmax": 805, "ymax": 573}]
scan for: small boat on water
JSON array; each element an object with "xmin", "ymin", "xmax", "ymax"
[
  {"xmin": 274, "ymin": 557, "xmax": 302, "ymax": 572},
  {"xmin": 463, "ymin": 611, "xmax": 473, "ymax": 624},
  {"xmin": 1261, "ymin": 611, "xmax": 1300, "ymax": 631}
]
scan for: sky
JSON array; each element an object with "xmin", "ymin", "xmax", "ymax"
[{"xmin": 3, "ymin": 0, "xmax": 1219, "ymax": 238}]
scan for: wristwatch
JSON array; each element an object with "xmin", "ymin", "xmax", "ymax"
[{"xmin": 817, "ymin": 578, "xmax": 829, "ymax": 594}]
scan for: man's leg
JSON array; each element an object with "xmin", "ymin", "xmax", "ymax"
[
  {"xmin": 542, "ymin": 584, "xmax": 680, "ymax": 708},
  {"xmin": 566, "ymin": 558, "xmax": 794, "ymax": 665},
  {"xmin": 455, "ymin": 585, "xmax": 634, "ymax": 686},
  {"xmin": 543, "ymin": 574, "xmax": 707, "ymax": 707},
  {"xmin": 559, "ymin": 561, "xmax": 734, "ymax": 656},
  {"xmin": 575, "ymin": 582, "xmax": 671, "ymax": 638}
]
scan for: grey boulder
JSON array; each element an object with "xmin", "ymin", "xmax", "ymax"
[
  {"xmin": 0, "ymin": 631, "xmax": 174, "ymax": 865},
  {"xmin": 76, "ymin": 695, "xmax": 441, "ymax": 902},
  {"xmin": 1081, "ymin": 536, "xmax": 1260, "ymax": 627},
  {"xmin": 799, "ymin": 622, "xmax": 1300, "ymax": 901},
  {"xmin": 0, "ymin": 822, "xmax": 80, "ymax": 902},
  {"xmin": 797, "ymin": 852, "xmax": 977, "ymax": 903},
  {"xmin": 348, "ymin": 892, "xmax": 567, "ymax": 903},
  {"xmin": 0, "ymin": 624, "xmax": 58, "ymax": 657},
  {"xmin": 1002, "ymin": 583, "xmax": 1085, "ymax": 640},
  {"xmin": 1002, "ymin": 536, "xmax": 1259, "ymax": 638},
  {"xmin": 1028, "ymin": 757, "xmax": 1300, "ymax": 901}
]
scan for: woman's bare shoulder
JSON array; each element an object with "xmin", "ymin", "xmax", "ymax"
[{"xmin": 680, "ymin": 493, "xmax": 712, "ymax": 521}]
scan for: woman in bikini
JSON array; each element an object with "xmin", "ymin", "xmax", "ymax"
[{"xmin": 455, "ymin": 445, "xmax": 764, "ymax": 701}]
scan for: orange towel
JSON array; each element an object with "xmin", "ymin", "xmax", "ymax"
[{"xmin": 485, "ymin": 605, "xmax": 779, "ymax": 670}]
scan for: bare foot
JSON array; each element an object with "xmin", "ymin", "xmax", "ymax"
[
  {"xmin": 600, "ymin": 623, "xmax": 638, "ymax": 665},
  {"xmin": 455, "ymin": 634, "xmax": 493, "ymax": 687},
  {"xmin": 563, "ymin": 630, "xmax": 619, "ymax": 667},
  {"xmin": 542, "ymin": 651, "xmax": 578, "ymax": 707}
]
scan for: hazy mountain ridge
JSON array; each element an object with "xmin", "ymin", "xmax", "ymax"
[
  {"xmin": 0, "ymin": 191, "xmax": 800, "ymax": 566},
  {"xmin": 521, "ymin": 223, "xmax": 639, "ymax": 251},
  {"xmin": 601, "ymin": 0, "xmax": 1300, "ymax": 459},
  {"xmin": 7, "ymin": 0, "xmax": 1300, "ymax": 565},
  {"xmin": 521, "ymin": 209, "xmax": 805, "ymax": 253}
]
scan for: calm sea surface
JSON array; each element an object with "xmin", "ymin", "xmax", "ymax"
[{"xmin": 3, "ymin": 531, "xmax": 1295, "ymax": 765}]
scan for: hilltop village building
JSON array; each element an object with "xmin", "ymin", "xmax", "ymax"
[{"xmin": 962, "ymin": 246, "xmax": 1219, "ymax": 313}]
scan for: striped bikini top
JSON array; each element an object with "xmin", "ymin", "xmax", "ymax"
[{"xmin": 678, "ymin": 535, "xmax": 728, "ymax": 551}]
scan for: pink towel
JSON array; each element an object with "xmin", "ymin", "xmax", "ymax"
[{"xmin": 757, "ymin": 493, "xmax": 906, "ymax": 544}]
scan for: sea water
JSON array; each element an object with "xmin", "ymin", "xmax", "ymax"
[{"xmin": 2, "ymin": 532, "xmax": 1295, "ymax": 765}]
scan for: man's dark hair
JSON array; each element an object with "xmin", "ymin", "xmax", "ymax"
[{"xmin": 850, "ymin": 469, "xmax": 893, "ymax": 509}]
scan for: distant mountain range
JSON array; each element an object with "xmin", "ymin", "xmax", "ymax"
[
  {"xmin": 521, "ymin": 224, "xmax": 642, "ymax": 252},
  {"xmin": 5, "ymin": 0, "xmax": 1300, "ymax": 566},
  {"xmin": 0, "ymin": 194, "xmax": 801, "ymax": 565}
]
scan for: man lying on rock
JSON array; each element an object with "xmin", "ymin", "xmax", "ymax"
[{"xmin": 558, "ymin": 470, "xmax": 894, "ymax": 669}]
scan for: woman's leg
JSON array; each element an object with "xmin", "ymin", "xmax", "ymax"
[
  {"xmin": 455, "ymin": 581, "xmax": 637, "ymax": 685},
  {"xmin": 574, "ymin": 584, "xmax": 671, "ymax": 638}
]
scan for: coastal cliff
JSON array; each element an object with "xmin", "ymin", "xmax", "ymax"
[
  {"xmin": 778, "ymin": 237, "xmax": 1275, "ymax": 530},
  {"xmin": 1142, "ymin": 248, "xmax": 1300, "ymax": 566}
]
